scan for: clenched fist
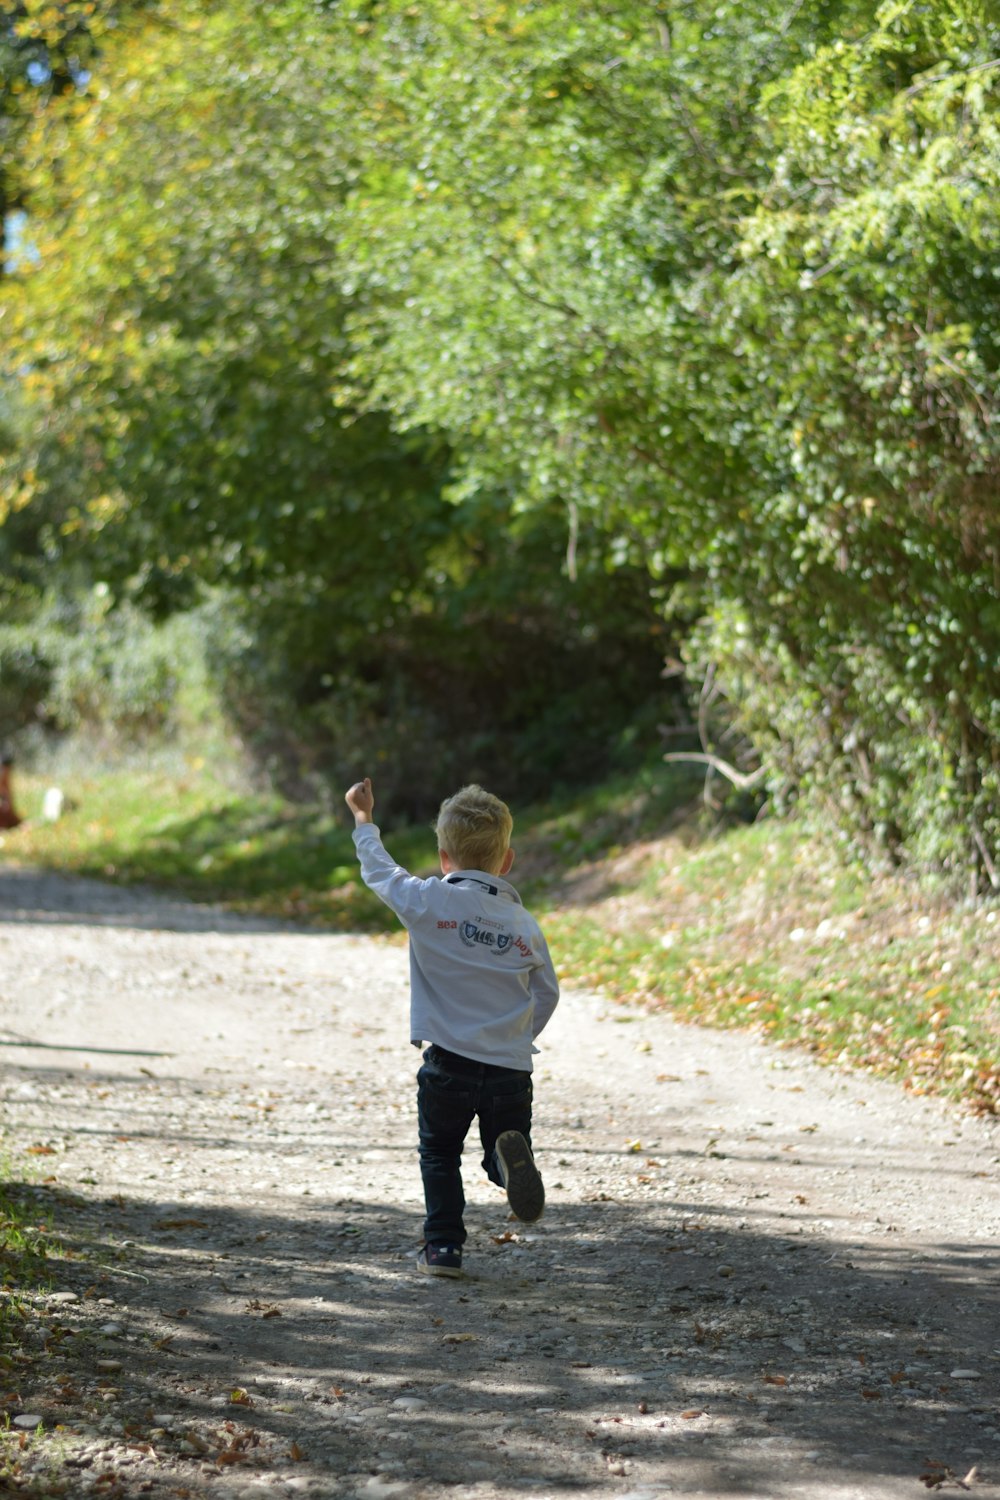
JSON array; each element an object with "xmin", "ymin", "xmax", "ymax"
[{"xmin": 345, "ymin": 777, "xmax": 375, "ymax": 823}]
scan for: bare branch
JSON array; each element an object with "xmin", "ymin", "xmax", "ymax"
[
  {"xmin": 663, "ymin": 751, "xmax": 767, "ymax": 790},
  {"xmin": 972, "ymin": 824, "xmax": 1000, "ymax": 891},
  {"xmin": 565, "ymin": 500, "xmax": 579, "ymax": 582},
  {"xmin": 484, "ymin": 252, "xmax": 582, "ymax": 320},
  {"xmin": 697, "ymin": 662, "xmax": 718, "ymax": 753}
]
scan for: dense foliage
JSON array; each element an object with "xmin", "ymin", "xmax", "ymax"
[{"xmin": 2, "ymin": 0, "xmax": 998, "ymax": 871}]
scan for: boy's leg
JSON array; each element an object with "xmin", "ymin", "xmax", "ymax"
[
  {"xmin": 416, "ymin": 1051, "xmax": 478, "ymax": 1248},
  {"xmin": 477, "ymin": 1068, "xmax": 534, "ymax": 1186},
  {"xmin": 478, "ymin": 1070, "xmax": 544, "ymax": 1222},
  {"xmin": 493, "ymin": 1128, "xmax": 545, "ymax": 1222}
]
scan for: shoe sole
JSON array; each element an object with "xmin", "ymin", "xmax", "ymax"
[{"xmin": 495, "ymin": 1130, "xmax": 545, "ymax": 1222}]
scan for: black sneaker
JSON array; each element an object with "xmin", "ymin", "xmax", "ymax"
[
  {"xmin": 417, "ymin": 1243, "xmax": 463, "ymax": 1277},
  {"xmin": 495, "ymin": 1130, "xmax": 545, "ymax": 1222}
]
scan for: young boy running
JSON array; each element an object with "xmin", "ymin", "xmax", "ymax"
[{"xmin": 345, "ymin": 777, "xmax": 560, "ymax": 1277}]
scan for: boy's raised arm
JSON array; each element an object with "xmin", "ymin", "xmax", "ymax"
[{"xmin": 346, "ymin": 777, "xmax": 435, "ymax": 925}]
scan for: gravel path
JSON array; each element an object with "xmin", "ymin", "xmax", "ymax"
[{"xmin": 1, "ymin": 866, "xmax": 998, "ymax": 1500}]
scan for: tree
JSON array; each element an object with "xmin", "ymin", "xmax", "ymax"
[
  {"xmin": 1, "ymin": 2, "xmax": 154, "ymax": 262},
  {"xmin": 333, "ymin": 0, "xmax": 1000, "ymax": 881},
  {"xmin": 1, "ymin": 0, "xmax": 667, "ymax": 806},
  {"xmin": 6, "ymin": 0, "xmax": 999, "ymax": 869}
]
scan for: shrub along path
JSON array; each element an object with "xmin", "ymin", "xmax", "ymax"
[{"xmin": 0, "ymin": 866, "xmax": 998, "ymax": 1500}]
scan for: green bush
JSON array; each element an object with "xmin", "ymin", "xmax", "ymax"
[
  {"xmin": 688, "ymin": 602, "xmax": 1000, "ymax": 891},
  {"xmin": 0, "ymin": 587, "xmax": 179, "ymax": 745}
]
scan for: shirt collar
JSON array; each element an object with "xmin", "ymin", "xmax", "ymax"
[{"xmin": 443, "ymin": 870, "xmax": 522, "ymax": 905}]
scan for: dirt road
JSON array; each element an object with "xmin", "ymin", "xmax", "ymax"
[{"xmin": 1, "ymin": 866, "xmax": 998, "ymax": 1500}]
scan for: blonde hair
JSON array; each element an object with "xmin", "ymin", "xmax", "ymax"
[{"xmin": 435, "ymin": 784, "xmax": 513, "ymax": 874}]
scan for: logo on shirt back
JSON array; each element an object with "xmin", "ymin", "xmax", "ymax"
[{"xmin": 461, "ymin": 920, "xmax": 513, "ymax": 954}]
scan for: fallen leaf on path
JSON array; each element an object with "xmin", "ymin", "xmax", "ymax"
[
  {"xmin": 153, "ymin": 1219, "xmax": 207, "ymax": 1231},
  {"xmin": 215, "ymin": 1430, "xmax": 260, "ymax": 1466},
  {"xmin": 763, "ymin": 1374, "xmax": 788, "ymax": 1387},
  {"xmin": 442, "ymin": 1333, "xmax": 477, "ymax": 1344},
  {"xmin": 680, "ymin": 1409, "xmax": 706, "ymax": 1420},
  {"xmin": 245, "ymin": 1300, "xmax": 281, "ymax": 1318},
  {"xmin": 228, "ymin": 1389, "xmax": 254, "ymax": 1407},
  {"xmin": 919, "ymin": 1460, "xmax": 977, "ymax": 1490},
  {"xmin": 920, "ymin": 1462, "xmax": 948, "ymax": 1489},
  {"xmin": 289, "ymin": 1442, "xmax": 306, "ymax": 1461},
  {"xmin": 26, "ymin": 1145, "xmax": 57, "ymax": 1156}
]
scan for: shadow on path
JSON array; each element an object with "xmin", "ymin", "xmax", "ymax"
[
  {"xmin": 7, "ymin": 1148, "xmax": 998, "ymax": 1497},
  {"xmin": 0, "ymin": 868, "xmax": 301, "ymax": 936}
]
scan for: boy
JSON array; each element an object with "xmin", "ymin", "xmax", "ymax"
[{"xmin": 345, "ymin": 777, "xmax": 560, "ymax": 1277}]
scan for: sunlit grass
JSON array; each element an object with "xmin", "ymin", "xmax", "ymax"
[
  {"xmin": 7, "ymin": 769, "xmax": 426, "ymax": 930},
  {"xmin": 547, "ymin": 819, "xmax": 1000, "ymax": 1114}
]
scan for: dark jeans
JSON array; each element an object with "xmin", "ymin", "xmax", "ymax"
[{"xmin": 416, "ymin": 1044, "xmax": 533, "ymax": 1248}]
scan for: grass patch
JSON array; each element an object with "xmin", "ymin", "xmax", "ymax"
[
  {"xmin": 5, "ymin": 768, "xmax": 440, "ymax": 931},
  {"xmin": 546, "ymin": 820, "xmax": 1000, "ymax": 1115},
  {"xmin": 4, "ymin": 763, "xmax": 999, "ymax": 1113},
  {"xmin": 0, "ymin": 1166, "xmax": 129, "ymax": 1488},
  {"xmin": 0, "ymin": 1165, "xmax": 56, "ymax": 1380}
]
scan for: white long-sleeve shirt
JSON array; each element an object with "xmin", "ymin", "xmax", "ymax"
[{"xmin": 352, "ymin": 823, "xmax": 560, "ymax": 1071}]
